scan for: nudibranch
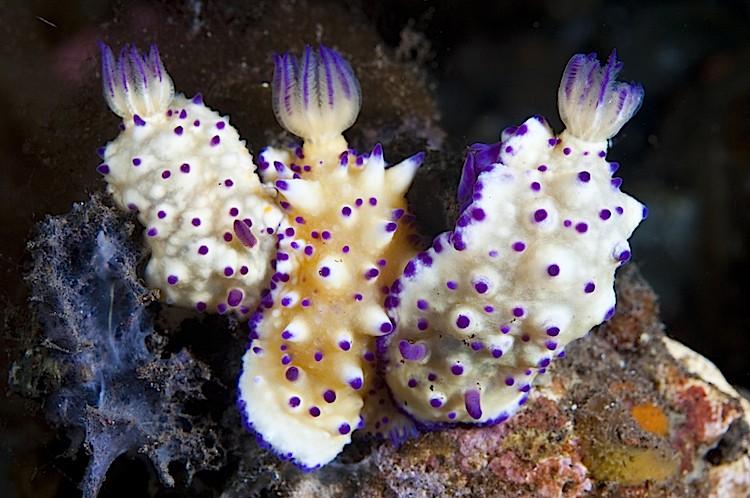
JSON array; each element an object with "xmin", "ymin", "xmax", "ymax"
[
  {"xmin": 96, "ymin": 43, "xmax": 283, "ymax": 316},
  {"xmin": 380, "ymin": 51, "xmax": 646, "ymax": 427},
  {"xmin": 237, "ymin": 46, "xmax": 424, "ymax": 469}
]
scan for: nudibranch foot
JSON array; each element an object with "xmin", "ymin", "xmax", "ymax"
[
  {"xmin": 558, "ymin": 50, "xmax": 644, "ymax": 143},
  {"xmin": 97, "ymin": 44, "xmax": 283, "ymax": 316},
  {"xmin": 272, "ymin": 45, "xmax": 361, "ymax": 150},
  {"xmin": 382, "ymin": 52, "xmax": 646, "ymax": 426},
  {"xmin": 100, "ymin": 42, "xmax": 174, "ymax": 119}
]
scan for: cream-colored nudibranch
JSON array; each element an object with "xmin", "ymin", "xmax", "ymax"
[
  {"xmin": 96, "ymin": 44, "xmax": 283, "ymax": 316},
  {"xmin": 381, "ymin": 51, "xmax": 646, "ymax": 427},
  {"xmin": 237, "ymin": 46, "xmax": 423, "ymax": 469}
]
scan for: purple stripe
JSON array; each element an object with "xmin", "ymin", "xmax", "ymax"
[
  {"xmin": 303, "ymin": 45, "xmax": 313, "ymax": 110},
  {"xmin": 319, "ymin": 46, "xmax": 335, "ymax": 107}
]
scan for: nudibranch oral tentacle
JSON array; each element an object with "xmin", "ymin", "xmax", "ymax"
[
  {"xmin": 381, "ymin": 51, "xmax": 645, "ymax": 428},
  {"xmin": 97, "ymin": 43, "xmax": 283, "ymax": 316},
  {"xmin": 238, "ymin": 46, "xmax": 422, "ymax": 470}
]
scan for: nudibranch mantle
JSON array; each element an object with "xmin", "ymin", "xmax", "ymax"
[
  {"xmin": 97, "ymin": 43, "xmax": 283, "ymax": 316},
  {"xmin": 380, "ymin": 50, "xmax": 646, "ymax": 427}
]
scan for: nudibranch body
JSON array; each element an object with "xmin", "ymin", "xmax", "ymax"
[
  {"xmin": 97, "ymin": 44, "xmax": 283, "ymax": 316},
  {"xmin": 380, "ymin": 51, "xmax": 646, "ymax": 426},
  {"xmin": 237, "ymin": 46, "xmax": 423, "ymax": 469}
]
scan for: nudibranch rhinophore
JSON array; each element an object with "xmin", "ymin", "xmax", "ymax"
[
  {"xmin": 380, "ymin": 51, "xmax": 646, "ymax": 427},
  {"xmin": 96, "ymin": 43, "xmax": 283, "ymax": 316},
  {"xmin": 236, "ymin": 46, "xmax": 424, "ymax": 469}
]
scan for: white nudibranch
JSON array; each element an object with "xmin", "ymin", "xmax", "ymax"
[
  {"xmin": 380, "ymin": 50, "xmax": 646, "ymax": 428},
  {"xmin": 238, "ymin": 45, "xmax": 422, "ymax": 470},
  {"xmin": 96, "ymin": 43, "xmax": 284, "ymax": 316}
]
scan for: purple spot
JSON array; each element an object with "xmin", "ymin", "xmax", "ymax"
[
  {"xmin": 314, "ymin": 351, "xmax": 323, "ymax": 362},
  {"xmin": 538, "ymin": 164, "xmax": 548, "ymax": 171},
  {"xmin": 174, "ymin": 126, "xmax": 183, "ymax": 135},
  {"xmin": 338, "ymin": 423, "xmax": 351, "ymax": 435},
  {"xmin": 224, "ymin": 266, "xmax": 234, "ymax": 277},
  {"xmin": 546, "ymin": 326, "xmax": 560, "ymax": 337},
  {"xmin": 341, "ymin": 206, "xmax": 352, "ymax": 217},
  {"xmin": 323, "ymin": 390, "xmax": 336, "ymax": 403},
  {"xmin": 304, "ymin": 245, "xmax": 314, "ymax": 256},
  {"xmin": 285, "ymin": 367, "xmax": 299, "ymax": 382},
  {"xmin": 309, "ymin": 406, "xmax": 320, "ymax": 417},
  {"xmin": 179, "ymin": 109, "xmax": 187, "ymax": 119},
  {"xmin": 512, "ymin": 307, "xmax": 524, "ymax": 318},
  {"xmin": 354, "ymin": 293, "xmax": 363, "ymax": 301},
  {"xmin": 191, "ymin": 217, "xmax": 201, "ymax": 227},
  {"xmin": 281, "ymin": 355, "xmax": 291, "ymax": 366},
  {"xmin": 133, "ymin": 114, "xmax": 146, "ymax": 126},
  {"xmin": 505, "ymin": 377, "xmax": 514, "ymax": 386},
  {"xmin": 492, "ymin": 348, "xmax": 503, "ymax": 358},
  {"xmin": 501, "ymin": 324, "xmax": 511, "ymax": 334},
  {"xmin": 157, "ymin": 210, "xmax": 166, "ymax": 219},
  {"xmin": 417, "ymin": 318, "xmax": 428, "ymax": 330},
  {"xmin": 584, "ymin": 282, "xmax": 596, "ymax": 293},
  {"xmin": 471, "ymin": 341, "xmax": 483, "ymax": 351},
  {"xmin": 456, "ymin": 315, "xmax": 471, "ymax": 329},
  {"xmin": 451, "ymin": 364, "xmax": 464, "ymax": 376},
  {"xmin": 616, "ymin": 206, "xmax": 624, "ymax": 215},
  {"xmin": 385, "ymin": 222, "xmax": 398, "ymax": 232},
  {"xmin": 365, "ymin": 268, "xmax": 380, "ymax": 280},
  {"xmin": 604, "ymin": 307, "xmax": 616, "ymax": 320},
  {"xmin": 578, "ymin": 171, "xmax": 591, "ymax": 182},
  {"xmin": 575, "ymin": 222, "xmax": 588, "ymax": 233},
  {"xmin": 642, "ymin": 205, "xmax": 649, "ymax": 219},
  {"xmin": 533, "ymin": 209, "xmax": 548, "ymax": 222},
  {"xmin": 564, "ymin": 220, "xmax": 572, "ymax": 227},
  {"xmin": 211, "ymin": 135, "xmax": 221, "ymax": 146},
  {"xmin": 474, "ymin": 281, "xmax": 489, "ymax": 294},
  {"xmin": 147, "ymin": 227, "xmax": 157, "ymax": 237},
  {"xmin": 223, "ymin": 232, "xmax": 233, "ymax": 242},
  {"xmin": 96, "ymin": 164, "xmax": 110, "ymax": 175},
  {"xmin": 611, "ymin": 177, "xmax": 623, "ymax": 189},
  {"xmin": 447, "ymin": 281, "xmax": 458, "ymax": 290},
  {"xmin": 618, "ymin": 249, "xmax": 631, "ymax": 262},
  {"xmin": 417, "ymin": 299, "xmax": 428, "ymax": 310},
  {"xmin": 198, "ymin": 245, "xmax": 208, "ymax": 255},
  {"xmin": 227, "ymin": 289, "xmax": 243, "ymax": 307},
  {"xmin": 546, "ymin": 340, "xmax": 557, "ymax": 351},
  {"xmin": 512, "ymin": 241, "xmax": 526, "ymax": 252},
  {"xmin": 339, "ymin": 340, "xmax": 351, "ymax": 351},
  {"xmin": 349, "ymin": 378, "xmax": 363, "ymax": 390},
  {"xmin": 600, "ymin": 209, "xmax": 612, "ymax": 220},
  {"xmin": 161, "ymin": 170, "xmax": 171, "ymax": 179},
  {"xmin": 428, "ymin": 373, "xmax": 437, "ymax": 382},
  {"xmin": 547, "ymin": 264, "xmax": 560, "ymax": 277},
  {"xmin": 289, "ymin": 396, "xmax": 301, "ymax": 408},
  {"xmin": 408, "ymin": 378, "xmax": 418, "ymax": 388},
  {"xmin": 167, "ymin": 275, "xmax": 178, "ymax": 285},
  {"xmin": 471, "ymin": 208, "xmax": 486, "ymax": 221},
  {"xmin": 369, "ymin": 197, "xmax": 377, "ymax": 206},
  {"xmin": 196, "ymin": 301, "xmax": 206, "ymax": 312},
  {"xmin": 465, "ymin": 390, "xmax": 482, "ymax": 419},
  {"xmin": 193, "ymin": 120, "xmax": 200, "ymax": 127},
  {"xmin": 319, "ymin": 266, "xmax": 331, "ymax": 277},
  {"xmin": 180, "ymin": 163, "xmax": 190, "ymax": 173},
  {"xmin": 363, "ymin": 351, "xmax": 375, "ymax": 362},
  {"xmin": 429, "ymin": 398, "xmax": 442, "ymax": 408}
]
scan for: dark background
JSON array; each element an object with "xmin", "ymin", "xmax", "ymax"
[{"xmin": 1, "ymin": 1, "xmax": 749, "ymax": 496}]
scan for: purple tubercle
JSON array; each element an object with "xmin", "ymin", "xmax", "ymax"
[{"xmin": 457, "ymin": 142, "xmax": 502, "ymax": 209}]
